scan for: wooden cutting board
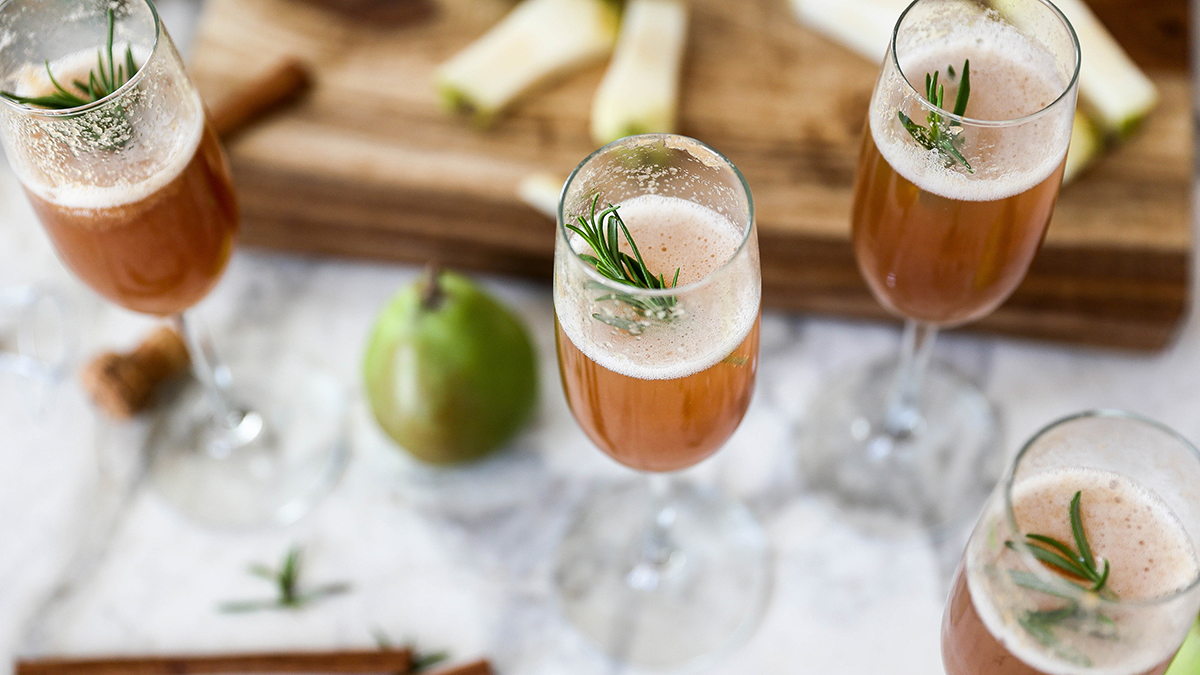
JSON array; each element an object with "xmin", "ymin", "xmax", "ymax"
[{"xmin": 188, "ymin": 0, "xmax": 1191, "ymax": 351}]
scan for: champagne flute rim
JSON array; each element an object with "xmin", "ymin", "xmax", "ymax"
[
  {"xmin": 557, "ymin": 133, "xmax": 756, "ymax": 299},
  {"xmin": 0, "ymin": 0, "xmax": 162, "ymax": 118},
  {"xmin": 890, "ymin": 0, "xmax": 1081, "ymax": 129},
  {"xmin": 1002, "ymin": 408, "xmax": 1200, "ymax": 608}
]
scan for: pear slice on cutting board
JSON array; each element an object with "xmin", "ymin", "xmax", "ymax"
[
  {"xmin": 436, "ymin": 0, "xmax": 620, "ymax": 125},
  {"xmin": 590, "ymin": 0, "xmax": 689, "ymax": 145},
  {"xmin": 1004, "ymin": 0, "xmax": 1157, "ymax": 138}
]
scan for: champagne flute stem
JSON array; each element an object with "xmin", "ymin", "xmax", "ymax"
[
  {"xmin": 627, "ymin": 473, "xmax": 679, "ymax": 592},
  {"xmin": 883, "ymin": 319, "xmax": 938, "ymax": 437},
  {"xmin": 172, "ymin": 312, "xmax": 244, "ymax": 433}
]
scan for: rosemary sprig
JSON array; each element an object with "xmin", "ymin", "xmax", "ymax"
[
  {"xmin": 219, "ymin": 545, "xmax": 351, "ymax": 613},
  {"xmin": 897, "ymin": 59, "xmax": 973, "ymax": 173},
  {"xmin": 1004, "ymin": 491, "xmax": 1118, "ymax": 664},
  {"xmin": 1, "ymin": 9, "xmax": 139, "ymax": 109},
  {"xmin": 566, "ymin": 194, "xmax": 681, "ymax": 332},
  {"xmin": 1016, "ymin": 491, "xmax": 1113, "ymax": 595}
]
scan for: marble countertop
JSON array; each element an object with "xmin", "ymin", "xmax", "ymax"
[{"xmin": 2, "ymin": 2, "xmax": 1198, "ymax": 673}]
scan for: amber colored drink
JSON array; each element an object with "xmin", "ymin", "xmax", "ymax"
[
  {"xmin": 942, "ymin": 570, "xmax": 1174, "ymax": 675},
  {"xmin": 556, "ymin": 316, "xmax": 759, "ymax": 472},
  {"xmin": 943, "ymin": 468, "xmax": 1200, "ymax": 675},
  {"xmin": 853, "ymin": 19, "xmax": 1074, "ymax": 327},
  {"xmin": 554, "ymin": 193, "xmax": 760, "ymax": 473},
  {"xmin": 852, "ymin": 133, "xmax": 1064, "ymax": 326},
  {"xmin": 25, "ymin": 122, "xmax": 237, "ymax": 315}
]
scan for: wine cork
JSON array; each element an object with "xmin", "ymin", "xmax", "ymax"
[{"xmin": 80, "ymin": 326, "xmax": 190, "ymax": 418}]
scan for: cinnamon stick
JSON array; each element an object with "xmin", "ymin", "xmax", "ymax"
[
  {"xmin": 16, "ymin": 648, "xmax": 414, "ymax": 675},
  {"xmin": 425, "ymin": 659, "xmax": 491, "ymax": 675},
  {"xmin": 208, "ymin": 58, "xmax": 313, "ymax": 139}
]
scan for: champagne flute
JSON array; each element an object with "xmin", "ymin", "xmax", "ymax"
[
  {"xmin": 801, "ymin": 0, "xmax": 1081, "ymax": 528},
  {"xmin": 943, "ymin": 411, "xmax": 1200, "ymax": 675},
  {"xmin": 553, "ymin": 134, "xmax": 768, "ymax": 668},
  {"xmin": 0, "ymin": 0, "xmax": 346, "ymax": 527}
]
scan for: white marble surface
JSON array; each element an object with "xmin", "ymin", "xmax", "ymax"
[{"xmin": 2, "ymin": 2, "xmax": 1198, "ymax": 673}]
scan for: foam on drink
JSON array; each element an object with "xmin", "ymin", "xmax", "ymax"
[
  {"xmin": 3, "ymin": 46, "xmax": 205, "ymax": 211},
  {"xmin": 1012, "ymin": 469, "xmax": 1200, "ymax": 601},
  {"xmin": 965, "ymin": 468, "xmax": 1200, "ymax": 675},
  {"xmin": 555, "ymin": 194, "xmax": 759, "ymax": 381},
  {"xmin": 869, "ymin": 13, "xmax": 1073, "ymax": 203}
]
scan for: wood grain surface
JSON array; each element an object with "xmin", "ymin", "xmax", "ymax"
[{"xmin": 188, "ymin": 0, "xmax": 1192, "ymax": 350}]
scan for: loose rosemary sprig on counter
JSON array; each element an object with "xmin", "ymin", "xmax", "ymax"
[
  {"xmin": 567, "ymin": 194, "xmax": 681, "ymax": 332},
  {"xmin": 897, "ymin": 59, "xmax": 973, "ymax": 173},
  {"xmin": 1, "ymin": 9, "xmax": 139, "ymax": 109},
  {"xmin": 219, "ymin": 545, "xmax": 351, "ymax": 613}
]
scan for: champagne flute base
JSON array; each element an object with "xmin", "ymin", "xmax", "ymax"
[
  {"xmin": 555, "ymin": 479, "xmax": 770, "ymax": 670},
  {"xmin": 146, "ymin": 369, "xmax": 348, "ymax": 529},
  {"xmin": 798, "ymin": 357, "xmax": 1002, "ymax": 531}
]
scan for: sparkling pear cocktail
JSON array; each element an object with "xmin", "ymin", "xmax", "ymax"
[
  {"xmin": 942, "ymin": 413, "xmax": 1200, "ymax": 675},
  {"xmin": 553, "ymin": 135, "xmax": 767, "ymax": 669},
  {"xmin": 0, "ymin": 0, "xmax": 345, "ymax": 527},
  {"xmin": 555, "ymin": 194, "xmax": 760, "ymax": 472},
  {"xmin": 24, "ymin": 118, "xmax": 236, "ymax": 316},
  {"xmin": 853, "ymin": 11, "xmax": 1071, "ymax": 325},
  {"xmin": 802, "ymin": 0, "xmax": 1081, "ymax": 528},
  {"xmin": 1, "ymin": 13, "xmax": 236, "ymax": 316}
]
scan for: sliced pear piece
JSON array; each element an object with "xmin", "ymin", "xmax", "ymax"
[
  {"xmin": 789, "ymin": 0, "xmax": 897, "ymax": 62},
  {"xmin": 1042, "ymin": 0, "xmax": 1157, "ymax": 138},
  {"xmin": 1062, "ymin": 111, "xmax": 1102, "ymax": 184},
  {"xmin": 518, "ymin": 172, "xmax": 564, "ymax": 219},
  {"xmin": 436, "ymin": 0, "xmax": 620, "ymax": 125},
  {"xmin": 590, "ymin": 0, "xmax": 688, "ymax": 145}
]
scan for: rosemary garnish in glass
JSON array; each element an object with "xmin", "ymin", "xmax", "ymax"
[
  {"xmin": 1011, "ymin": 491, "xmax": 1114, "ymax": 595},
  {"xmin": 1005, "ymin": 491, "xmax": 1117, "ymax": 666},
  {"xmin": 897, "ymin": 59, "xmax": 973, "ymax": 173},
  {"xmin": 1, "ymin": 9, "xmax": 139, "ymax": 109},
  {"xmin": 566, "ymin": 194, "xmax": 682, "ymax": 334}
]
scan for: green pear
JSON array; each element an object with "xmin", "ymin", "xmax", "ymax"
[
  {"xmin": 363, "ymin": 267, "xmax": 537, "ymax": 464},
  {"xmin": 1165, "ymin": 616, "xmax": 1199, "ymax": 675}
]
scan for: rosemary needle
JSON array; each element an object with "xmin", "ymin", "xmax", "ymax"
[{"xmin": 1, "ymin": 9, "xmax": 139, "ymax": 109}]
